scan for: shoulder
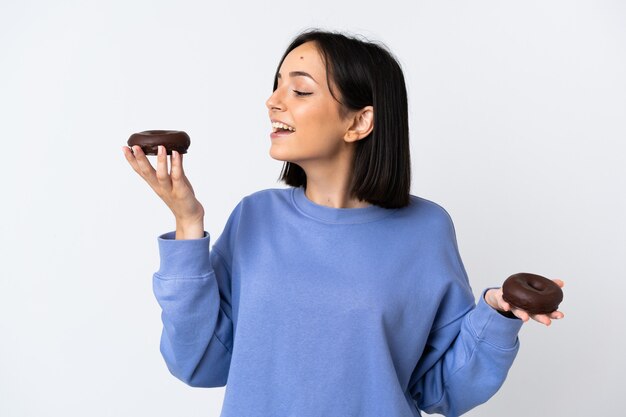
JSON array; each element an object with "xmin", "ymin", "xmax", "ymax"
[
  {"xmin": 212, "ymin": 188, "xmax": 291, "ymax": 255},
  {"xmin": 407, "ymin": 196, "xmax": 474, "ymax": 322},
  {"xmin": 222, "ymin": 188, "xmax": 294, "ymax": 226},
  {"xmin": 407, "ymin": 194, "xmax": 454, "ymax": 219},
  {"xmin": 399, "ymin": 194, "xmax": 459, "ymax": 234},
  {"xmin": 237, "ymin": 187, "xmax": 292, "ymax": 212},
  {"xmin": 242, "ymin": 187, "xmax": 292, "ymax": 202}
]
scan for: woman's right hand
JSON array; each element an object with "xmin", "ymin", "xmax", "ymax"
[{"xmin": 122, "ymin": 145, "xmax": 205, "ymax": 239}]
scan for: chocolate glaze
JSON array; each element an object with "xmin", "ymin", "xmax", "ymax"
[
  {"xmin": 127, "ymin": 130, "xmax": 190, "ymax": 155},
  {"xmin": 502, "ymin": 272, "xmax": 563, "ymax": 314}
]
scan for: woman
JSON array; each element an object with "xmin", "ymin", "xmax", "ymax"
[{"xmin": 122, "ymin": 29, "xmax": 564, "ymax": 417}]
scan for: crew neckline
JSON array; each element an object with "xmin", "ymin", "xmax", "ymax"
[{"xmin": 291, "ymin": 186, "xmax": 398, "ymax": 224}]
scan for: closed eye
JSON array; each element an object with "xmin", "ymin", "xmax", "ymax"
[{"xmin": 293, "ymin": 90, "xmax": 312, "ymax": 96}]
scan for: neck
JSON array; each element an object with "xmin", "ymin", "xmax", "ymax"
[
  {"xmin": 301, "ymin": 161, "xmax": 370, "ymax": 209},
  {"xmin": 303, "ymin": 184, "xmax": 370, "ymax": 209}
]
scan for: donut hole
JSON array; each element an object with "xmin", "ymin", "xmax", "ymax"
[{"xmin": 525, "ymin": 280, "xmax": 547, "ymax": 292}]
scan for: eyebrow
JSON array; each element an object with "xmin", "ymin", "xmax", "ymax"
[{"xmin": 277, "ymin": 71, "xmax": 318, "ymax": 84}]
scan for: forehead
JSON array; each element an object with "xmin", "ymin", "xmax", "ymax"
[{"xmin": 279, "ymin": 42, "xmax": 326, "ymax": 82}]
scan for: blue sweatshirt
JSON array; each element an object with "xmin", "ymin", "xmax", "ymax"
[{"xmin": 153, "ymin": 186, "xmax": 523, "ymax": 417}]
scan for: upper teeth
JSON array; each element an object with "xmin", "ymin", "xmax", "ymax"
[{"xmin": 272, "ymin": 122, "xmax": 295, "ymax": 132}]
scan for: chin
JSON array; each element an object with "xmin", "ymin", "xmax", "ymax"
[{"xmin": 269, "ymin": 146, "xmax": 294, "ymax": 163}]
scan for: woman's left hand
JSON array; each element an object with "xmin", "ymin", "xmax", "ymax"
[{"xmin": 484, "ymin": 280, "xmax": 565, "ymax": 326}]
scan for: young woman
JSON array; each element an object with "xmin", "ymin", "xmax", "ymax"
[{"xmin": 123, "ymin": 29, "xmax": 564, "ymax": 417}]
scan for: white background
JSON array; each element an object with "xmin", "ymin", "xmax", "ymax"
[{"xmin": 1, "ymin": 1, "xmax": 624, "ymax": 416}]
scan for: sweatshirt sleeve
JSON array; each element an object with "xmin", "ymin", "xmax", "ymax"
[
  {"xmin": 152, "ymin": 202, "xmax": 243, "ymax": 388},
  {"xmin": 409, "ymin": 290, "xmax": 523, "ymax": 416},
  {"xmin": 407, "ymin": 207, "xmax": 524, "ymax": 416}
]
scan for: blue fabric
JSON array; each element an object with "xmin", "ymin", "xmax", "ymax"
[{"xmin": 152, "ymin": 187, "xmax": 523, "ymax": 417}]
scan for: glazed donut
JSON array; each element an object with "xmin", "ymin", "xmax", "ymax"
[
  {"xmin": 502, "ymin": 272, "xmax": 563, "ymax": 314},
  {"xmin": 127, "ymin": 130, "xmax": 190, "ymax": 155}
]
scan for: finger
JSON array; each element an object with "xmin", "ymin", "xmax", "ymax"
[
  {"xmin": 497, "ymin": 290, "xmax": 512, "ymax": 312},
  {"xmin": 180, "ymin": 154, "xmax": 197, "ymax": 194},
  {"xmin": 552, "ymin": 279, "xmax": 565, "ymax": 288},
  {"xmin": 156, "ymin": 146, "xmax": 172, "ymax": 191},
  {"xmin": 549, "ymin": 310, "xmax": 565, "ymax": 320},
  {"xmin": 531, "ymin": 314, "xmax": 552, "ymax": 326},
  {"xmin": 122, "ymin": 146, "xmax": 140, "ymax": 171},
  {"xmin": 512, "ymin": 308, "xmax": 530, "ymax": 323},
  {"xmin": 132, "ymin": 145, "xmax": 158, "ymax": 183},
  {"xmin": 171, "ymin": 150, "xmax": 185, "ymax": 183}
]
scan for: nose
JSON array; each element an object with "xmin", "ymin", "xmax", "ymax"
[{"xmin": 265, "ymin": 88, "xmax": 284, "ymax": 112}]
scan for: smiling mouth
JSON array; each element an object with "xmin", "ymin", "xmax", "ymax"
[
  {"xmin": 271, "ymin": 121, "xmax": 296, "ymax": 133},
  {"xmin": 271, "ymin": 129, "xmax": 294, "ymax": 138}
]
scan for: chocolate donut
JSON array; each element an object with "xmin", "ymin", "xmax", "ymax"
[
  {"xmin": 127, "ymin": 130, "xmax": 190, "ymax": 155},
  {"xmin": 502, "ymin": 272, "xmax": 563, "ymax": 314}
]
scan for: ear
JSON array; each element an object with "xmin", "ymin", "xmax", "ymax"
[{"xmin": 344, "ymin": 106, "xmax": 374, "ymax": 143}]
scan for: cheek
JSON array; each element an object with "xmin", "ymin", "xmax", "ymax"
[{"xmin": 297, "ymin": 105, "xmax": 343, "ymax": 135}]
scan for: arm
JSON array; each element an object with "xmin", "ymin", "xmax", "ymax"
[
  {"xmin": 407, "ymin": 203, "xmax": 523, "ymax": 416},
  {"xmin": 409, "ymin": 290, "xmax": 523, "ymax": 416},
  {"xmin": 152, "ymin": 231, "xmax": 235, "ymax": 388},
  {"xmin": 122, "ymin": 144, "xmax": 238, "ymax": 387}
]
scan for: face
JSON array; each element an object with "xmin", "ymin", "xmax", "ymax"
[{"xmin": 265, "ymin": 41, "xmax": 355, "ymax": 167}]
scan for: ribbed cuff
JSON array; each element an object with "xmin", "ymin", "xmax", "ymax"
[
  {"xmin": 156, "ymin": 231, "xmax": 212, "ymax": 278},
  {"xmin": 468, "ymin": 288, "xmax": 523, "ymax": 349}
]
